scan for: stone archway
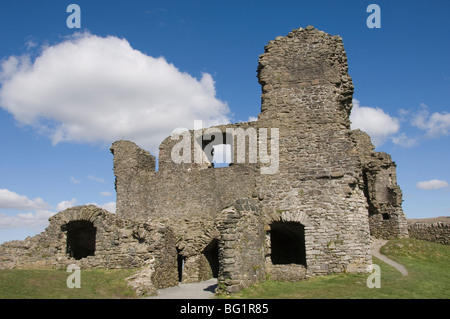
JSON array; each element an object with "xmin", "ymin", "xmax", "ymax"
[
  {"xmin": 202, "ymin": 238, "xmax": 219, "ymax": 278},
  {"xmin": 51, "ymin": 205, "xmax": 106, "ymax": 261},
  {"xmin": 266, "ymin": 209, "xmax": 314, "ymax": 273}
]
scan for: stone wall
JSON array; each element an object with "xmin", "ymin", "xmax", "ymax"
[
  {"xmin": 351, "ymin": 130, "xmax": 409, "ymax": 239},
  {"xmin": 0, "ymin": 205, "xmax": 178, "ymax": 290},
  {"xmin": 408, "ymin": 222, "xmax": 450, "ymax": 245},
  {"xmin": 216, "ymin": 199, "xmax": 265, "ymax": 294},
  {"xmin": 111, "ymin": 136, "xmax": 258, "ymax": 223},
  {"xmin": 255, "ymin": 26, "xmax": 373, "ymax": 276},
  {"xmin": 111, "ymin": 126, "xmax": 259, "ymax": 285}
]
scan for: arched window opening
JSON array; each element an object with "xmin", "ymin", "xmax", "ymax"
[{"xmin": 198, "ymin": 132, "xmax": 234, "ymax": 168}]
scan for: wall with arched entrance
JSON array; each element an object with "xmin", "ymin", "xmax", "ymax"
[
  {"xmin": 0, "ymin": 205, "xmax": 179, "ymax": 291},
  {"xmin": 64, "ymin": 220, "xmax": 97, "ymax": 260}
]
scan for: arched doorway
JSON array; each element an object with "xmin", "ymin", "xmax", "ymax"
[
  {"xmin": 202, "ymin": 238, "xmax": 219, "ymax": 278},
  {"xmin": 65, "ymin": 220, "xmax": 97, "ymax": 260}
]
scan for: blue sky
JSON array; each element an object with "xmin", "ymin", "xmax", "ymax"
[{"xmin": 0, "ymin": 0, "xmax": 449, "ymax": 244}]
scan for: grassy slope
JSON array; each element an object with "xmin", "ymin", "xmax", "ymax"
[{"xmin": 223, "ymin": 239, "xmax": 450, "ymax": 299}]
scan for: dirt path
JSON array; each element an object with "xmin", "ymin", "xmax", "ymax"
[
  {"xmin": 371, "ymin": 239, "xmax": 408, "ymax": 276},
  {"xmin": 146, "ymin": 278, "xmax": 217, "ymax": 299}
]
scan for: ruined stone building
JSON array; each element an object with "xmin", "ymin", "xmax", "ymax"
[{"xmin": 0, "ymin": 26, "xmax": 409, "ymax": 295}]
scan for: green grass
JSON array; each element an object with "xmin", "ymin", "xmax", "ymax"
[
  {"xmin": 1, "ymin": 239, "xmax": 448, "ymax": 299},
  {"xmin": 221, "ymin": 239, "xmax": 450, "ymax": 299},
  {"xmin": 0, "ymin": 268, "xmax": 137, "ymax": 299}
]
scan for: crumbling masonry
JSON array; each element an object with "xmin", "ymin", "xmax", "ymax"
[{"xmin": 0, "ymin": 26, "xmax": 409, "ymax": 295}]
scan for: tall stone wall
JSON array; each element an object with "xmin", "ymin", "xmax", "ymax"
[
  {"xmin": 351, "ymin": 129, "xmax": 408, "ymax": 239},
  {"xmin": 111, "ymin": 125, "xmax": 259, "ymax": 284},
  {"xmin": 216, "ymin": 199, "xmax": 265, "ymax": 294},
  {"xmin": 111, "ymin": 137, "xmax": 257, "ymax": 223},
  {"xmin": 255, "ymin": 26, "xmax": 372, "ymax": 275}
]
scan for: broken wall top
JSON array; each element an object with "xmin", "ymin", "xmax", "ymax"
[{"xmin": 257, "ymin": 25, "xmax": 354, "ymax": 126}]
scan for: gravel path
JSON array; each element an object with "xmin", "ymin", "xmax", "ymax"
[
  {"xmin": 146, "ymin": 278, "xmax": 217, "ymax": 299},
  {"xmin": 371, "ymin": 239, "xmax": 408, "ymax": 276}
]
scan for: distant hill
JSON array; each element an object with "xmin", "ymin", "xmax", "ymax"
[{"xmin": 407, "ymin": 216, "xmax": 450, "ymax": 224}]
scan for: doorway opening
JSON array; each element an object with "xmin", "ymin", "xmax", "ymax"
[
  {"xmin": 202, "ymin": 239, "xmax": 219, "ymax": 278},
  {"xmin": 270, "ymin": 221, "xmax": 306, "ymax": 267},
  {"xmin": 177, "ymin": 248, "xmax": 186, "ymax": 282},
  {"xmin": 65, "ymin": 220, "xmax": 96, "ymax": 260}
]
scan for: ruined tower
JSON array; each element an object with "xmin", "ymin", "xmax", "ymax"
[
  {"xmin": 254, "ymin": 25, "xmax": 372, "ymax": 280},
  {"xmin": 0, "ymin": 26, "xmax": 408, "ymax": 295},
  {"xmin": 110, "ymin": 26, "xmax": 407, "ymax": 292}
]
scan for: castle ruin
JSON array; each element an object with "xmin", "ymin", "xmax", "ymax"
[{"xmin": 0, "ymin": 26, "xmax": 409, "ymax": 295}]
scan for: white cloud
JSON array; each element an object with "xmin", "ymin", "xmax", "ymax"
[
  {"xmin": 70, "ymin": 176, "xmax": 81, "ymax": 184},
  {"xmin": 416, "ymin": 179, "xmax": 449, "ymax": 190},
  {"xmin": 0, "ymin": 189, "xmax": 51, "ymax": 211},
  {"xmin": 87, "ymin": 175, "xmax": 105, "ymax": 183},
  {"xmin": 87, "ymin": 201, "xmax": 116, "ymax": 214},
  {"xmin": 0, "ymin": 55, "xmax": 32, "ymax": 82},
  {"xmin": 350, "ymin": 99, "xmax": 400, "ymax": 147},
  {"xmin": 0, "ymin": 196, "xmax": 116, "ymax": 230},
  {"xmin": 56, "ymin": 198, "xmax": 78, "ymax": 211},
  {"xmin": 412, "ymin": 104, "xmax": 450, "ymax": 137},
  {"xmin": 0, "ymin": 210, "xmax": 54, "ymax": 230},
  {"xmin": 397, "ymin": 108, "xmax": 410, "ymax": 120},
  {"xmin": 0, "ymin": 32, "xmax": 230, "ymax": 153},
  {"xmin": 0, "ymin": 189, "xmax": 55, "ymax": 230},
  {"xmin": 100, "ymin": 202, "xmax": 116, "ymax": 214},
  {"xmin": 100, "ymin": 191, "xmax": 113, "ymax": 197},
  {"xmin": 25, "ymin": 39, "xmax": 38, "ymax": 51},
  {"xmin": 0, "ymin": 196, "xmax": 80, "ymax": 229},
  {"xmin": 0, "ymin": 189, "xmax": 114, "ymax": 232},
  {"xmin": 391, "ymin": 133, "xmax": 417, "ymax": 148}
]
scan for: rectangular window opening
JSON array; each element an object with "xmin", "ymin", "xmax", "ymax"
[{"xmin": 213, "ymin": 144, "xmax": 232, "ymax": 168}]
